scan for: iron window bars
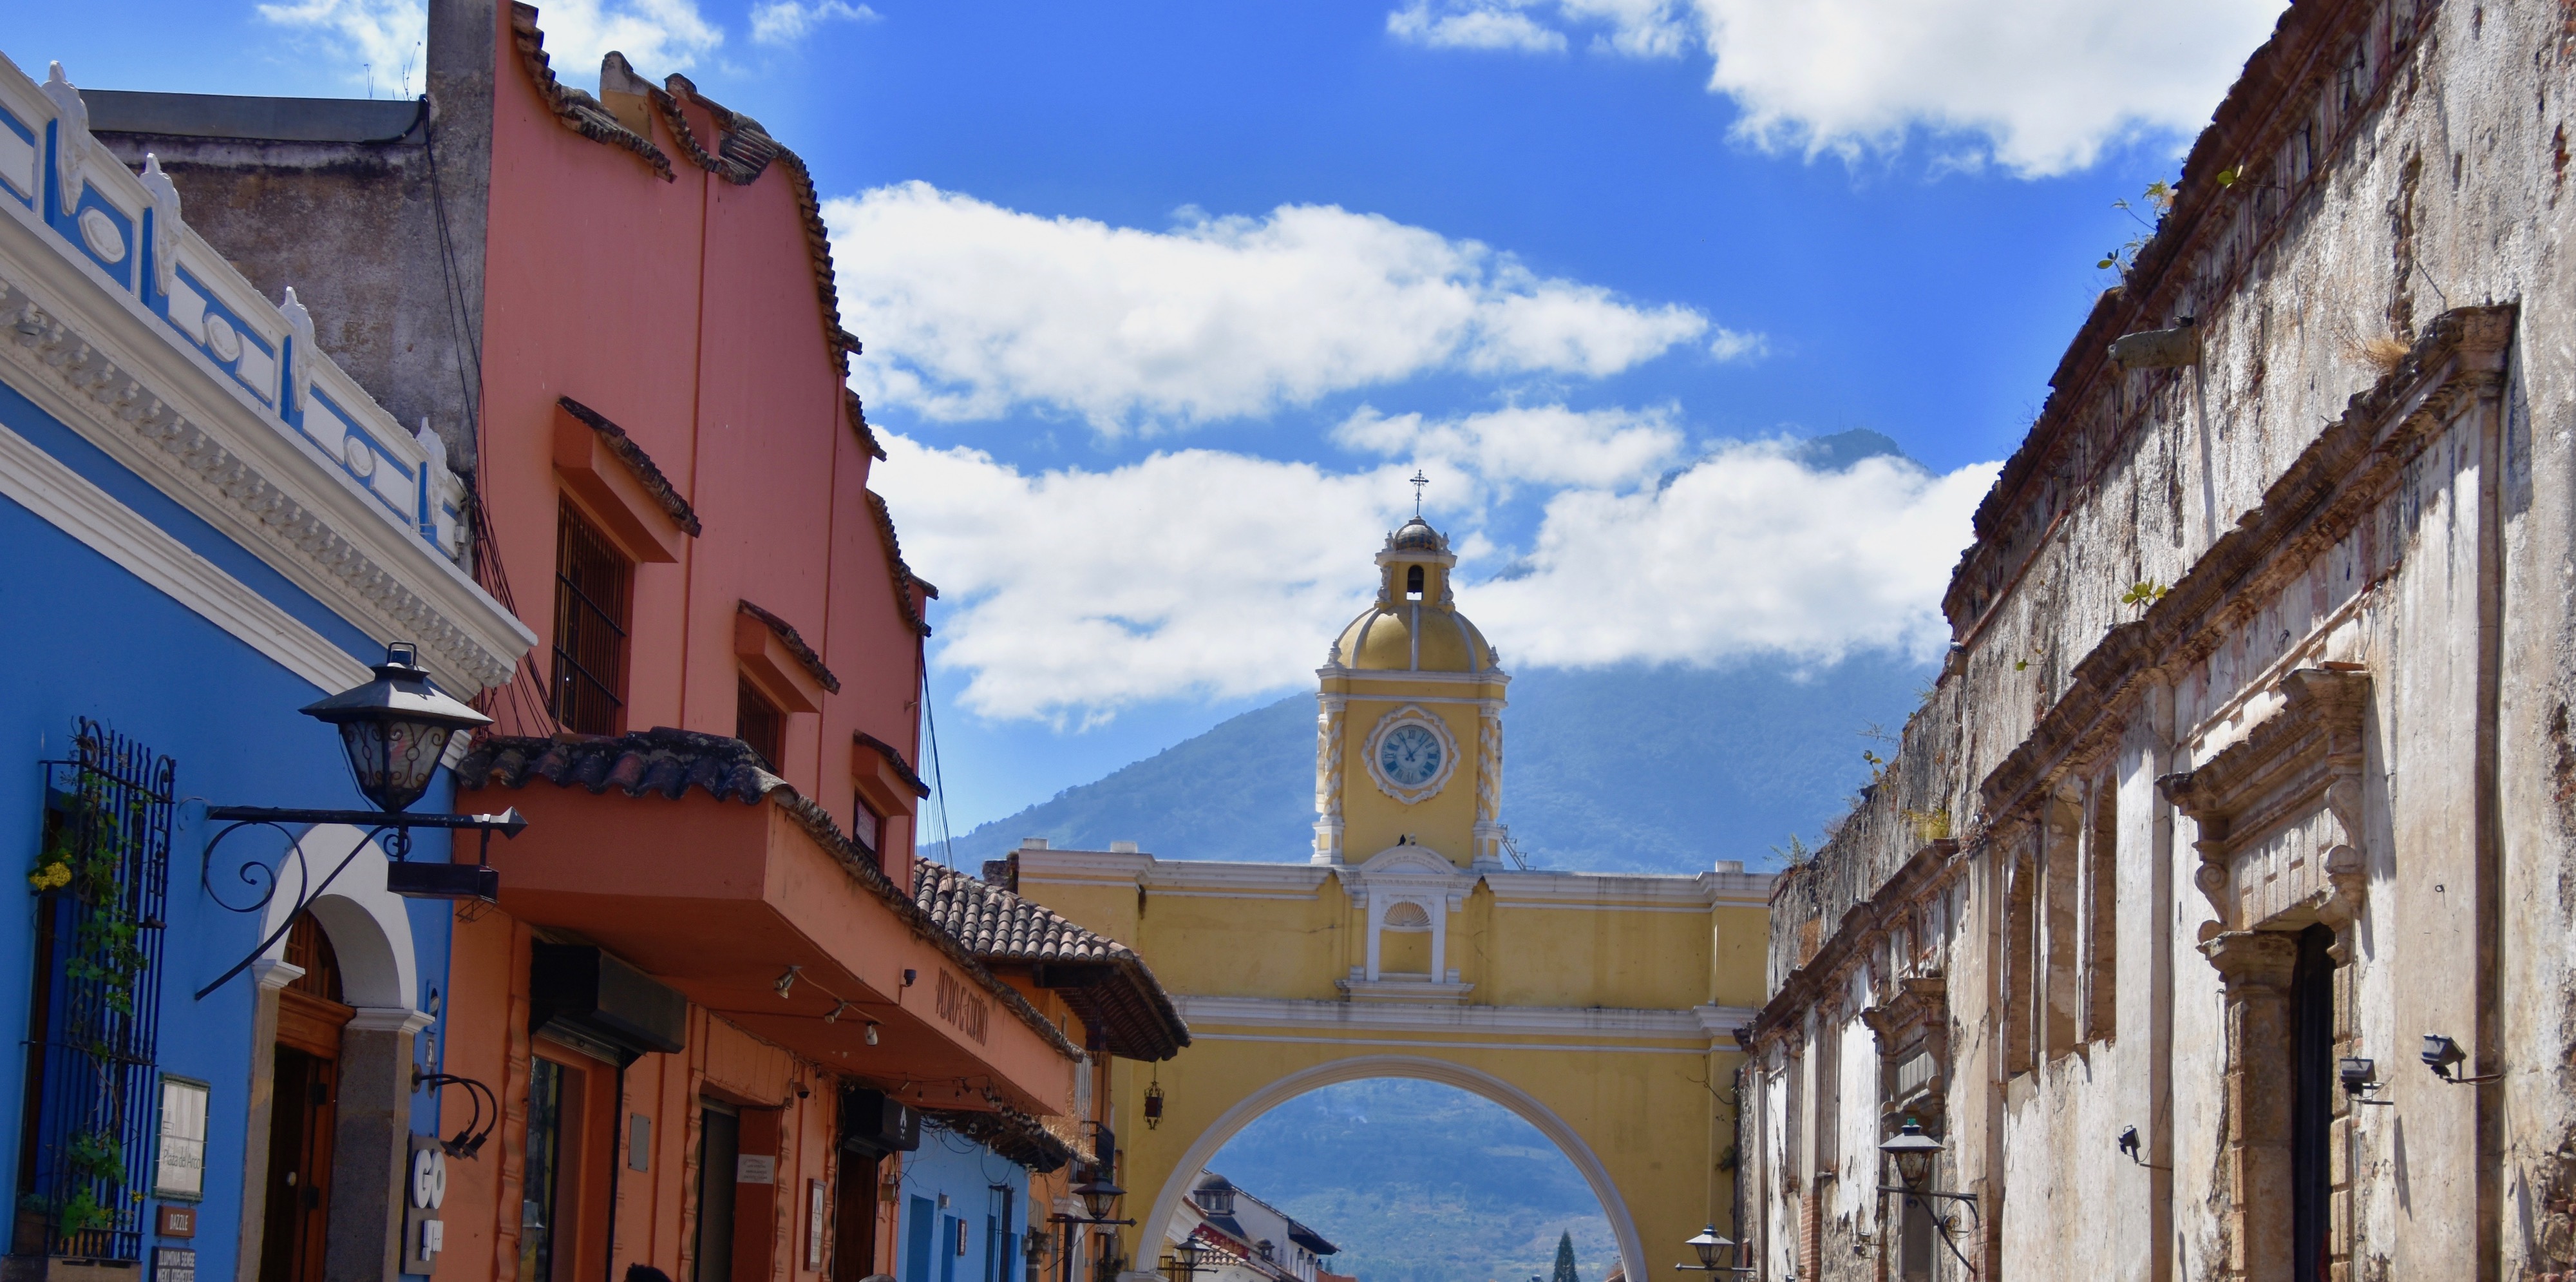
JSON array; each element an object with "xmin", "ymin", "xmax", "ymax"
[
  {"xmin": 551, "ymin": 500, "xmax": 631, "ymax": 736},
  {"xmin": 20, "ymin": 721, "xmax": 173, "ymax": 1264}
]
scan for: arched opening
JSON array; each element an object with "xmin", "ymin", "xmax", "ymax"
[
  {"xmin": 1405, "ymin": 566, "xmax": 1423, "ymax": 597},
  {"xmin": 238, "ymin": 826, "xmax": 431, "ymax": 1282},
  {"xmin": 1138, "ymin": 1058, "xmax": 1640, "ymax": 1282}
]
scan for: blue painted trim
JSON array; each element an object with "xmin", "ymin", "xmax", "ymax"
[
  {"xmin": 0, "ymin": 102, "xmax": 33, "ymax": 210},
  {"xmin": 172, "ymin": 266, "xmax": 278, "ymax": 405},
  {"xmin": 68, "ymin": 185, "xmax": 133, "ymax": 290},
  {"xmin": 0, "ymin": 377, "xmax": 382, "ymax": 661}
]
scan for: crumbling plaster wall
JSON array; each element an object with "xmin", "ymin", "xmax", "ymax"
[{"xmin": 1752, "ymin": 0, "xmax": 2576, "ymax": 1276}]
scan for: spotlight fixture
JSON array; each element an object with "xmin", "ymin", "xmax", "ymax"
[
  {"xmin": 776, "ymin": 965, "xmax": 803, "ymax": 998},
  {"xmin": 865, "ymin": 1022, "xmax": 880, "ymax": 1046},
  {"xmin": 2421, "ymin": 1033, "xmax": 2503, "ymax": 1084},
  {"xmin": 2340, "ymin": 1057, "xmax": 2394, "ymax": 1105},
  {"xmin": 2117, "ymin": 1127, "xmax": 2141, "ymax": 1164},
  {"xmin": 825, "ymin": 999, "xmax": 854, "ymax": 1023}
]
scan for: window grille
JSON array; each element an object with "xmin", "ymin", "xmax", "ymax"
[
  {"xmin": 551, "ymin": 501, "xmax": 632, "ymax": 734},
  {"xmin": 15, "ymin": 720, "xmax": 173, "ymax": 1263},
  {"xmin": 738, "ymin": 679, "xmax": 786, "ymax": 771}
]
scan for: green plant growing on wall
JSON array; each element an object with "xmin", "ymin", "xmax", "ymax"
[
  {"xmin": 28, "ymin": 791, "xmax": 153, "ymax": 1018},
  {"xmin": 1771, "ymin": 834, "xmax": 1813, "ymax": 868},
  {"xmin": 2121, "ymin": 580, "xmax": 2170, "ymax": 612},
  {"xmin": 2098, "ymin": 180, "xmax": 2179, "ymax": 274},
  {"xmin": 1900, "ymin": 808, "xmax": 1953, "ymax": 843}
]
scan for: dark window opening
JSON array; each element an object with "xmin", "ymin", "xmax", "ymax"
[
  {"xmin": 739, "ymin": 678, "xmax": 786, "ymax": 771},
  {"xmin": 2290, "ymin": 923, "xmax": 2336, "ymax": 1282},
  {"xmin": 1405, "ymin": 565, "xmax": 1424, "ymax": 597},
  {"xmin": 551, "ymin": 500, "xmax": 633, "ymax": 736},
  {"xmin": 853, "ymin": 793, "xmax": 883, "ymax": 857}
]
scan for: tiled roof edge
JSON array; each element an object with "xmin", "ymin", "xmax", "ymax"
[
  {"xmin": 457, "ymin": 729, "xmax": 1082, "ymax": 1062},
  {"xmin": 556, "ymin": 396, "xmax": 701, "ymax": 535},
  {"xmin": 654, "ymin": 75, "xmax": 855, "ymax": 383},
  {"xmin": 866, "ymin": 490, "xmax": 934, "ymax": 636},
  {"xmin": 738, "ymin": 600, "xmax": 841, "ymax": 694},
  {"xmin": 846, "ymin": 389, "xmax": 886, "ymax": 461},
  {"xmin": 856, "ymin": 732, "xmax": 930, "ymax": 798},
  {"xmin": 507, "ymin": 3, "xmax": 675, "ymax": 182}
]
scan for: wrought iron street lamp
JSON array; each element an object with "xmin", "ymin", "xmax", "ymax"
[
  {"xmin": 1671, "ymin": 1225, "xmax": 1753, "ymax": 1274},
  {"xmin": 1074, "ymin": 1172, "xmax": 1128, "ymax": 1225},
  {"xmin": 1876, "ymin": 1117, "xmax": 1979, "ymax": 1274},
  {"xmin": 1160, "ymin": 1235, "xmax": 1211, "ymax": 1282},
  {"xmin": 194, "ymin": 642, "xmax": 529, "ymax": 999}
]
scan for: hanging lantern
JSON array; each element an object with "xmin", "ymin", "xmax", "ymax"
[
  {"xmin": 299, "ymin": 642, "xmax": 491, "ymax": 812},
  {"xmin": 1143, "ymin": 1076, "xmax": 1164, "ymax": 1129}
]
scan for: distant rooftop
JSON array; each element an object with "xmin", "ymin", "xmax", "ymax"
[{"xmin": 82, "ymin": 88, "xmax": 422, "ymax": 144}]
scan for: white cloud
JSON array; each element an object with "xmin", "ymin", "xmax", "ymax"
[
  {"xmin": 1694, "ymin": 0, "xmax": 2285, "ymax": 175},
  {"xmin": 750, "ymin": 0, "xmax": 878, "ymax": 45},
  {"xmin": 1707, "ymin": 327, "xmax": 1767, "ymax": 363},
  {"xmin": 824, "ymin": 183, "xmax": 1714, "ymax": 432},
  {"xmin": 1384, "ymin": 0, "xmax": 2287, "ymax": 176},
  {"xmin": 1387, "ymin": 3, "xmax": 1568, "ymax": 53},
  {"xmin": 881, "ymin": 435, "xmax": 1412, "ymax": 723},
  {"xmin": 884, "ymin": 429, "xmax": 1992, "ymax": 722},
  {"xmin": 254, "ymin": 0, "xmax": 426, "ymax": 93},
  {"xmin": 1332, "ymin": 404, "xmax": 1684, "ymax": 492},
  {"xmin": 1473, "ymin": 445, "xmax": 1996, "ymax": 665},
  {"xmin": 260, "ymin": 0, "xmax": 723, "ymax": 82}
]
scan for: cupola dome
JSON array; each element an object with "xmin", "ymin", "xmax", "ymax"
[{"xmin": 1326, "ymin": 517, "xmax": 1501, "ymax": 674}]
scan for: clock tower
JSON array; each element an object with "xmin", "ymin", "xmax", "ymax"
[{"xmin": 1312, "ymin": 515, "xmax": 1510, "ymax": 868}]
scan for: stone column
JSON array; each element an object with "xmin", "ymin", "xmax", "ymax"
[
  {"xmin": 2200, "ymin": 930, "xmax": 2299, "ymax": 1282},
  {"xmin": 1311, "ymin": 694, "xmax": 1345, "ymax": 865}
]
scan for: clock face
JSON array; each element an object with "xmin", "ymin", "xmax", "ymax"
[{"xmin": 1378, "ymin": 724, "xmax": 1444, "ymax": 788}]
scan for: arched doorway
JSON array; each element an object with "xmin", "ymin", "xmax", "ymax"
[
  {"xmin": 238, "ymin": 825, "xmax": 434, "ymax": 1282},
  {"xmin": 1136, "ymin": 1057, "xmax": 1647, "ymax": 1282}
]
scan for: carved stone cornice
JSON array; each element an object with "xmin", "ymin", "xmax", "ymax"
[
  {"xmin": 1978, "ymin": 305, "xmax": 2512, "ymax": 827},
  {"xmin": 1750, "ymin": 839, "xmax": 1958, "ymax": 1041},
  {"xmin": 2159, "ymin": 667, "xmax": 2369, "ymax": 931}
]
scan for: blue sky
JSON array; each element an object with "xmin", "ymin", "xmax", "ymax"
[{"xmin": 18, "ymin": 0, "xmax": 2287, "ymax": 831}]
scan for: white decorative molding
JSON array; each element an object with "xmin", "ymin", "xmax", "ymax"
[
  {"xmin": 1187, "ymin": 1032, "xmax": 1714, "ymax": 1057},
  {"xmin": 346, "ymin": 1006, "xmax": 437, "ymax": 1035},
  {"xmin": 0, "ymin": 416, "xmax": 372, "ymax": 693},
  {"xmin": 1172, "ymin": 993, "xmax": 1753, "ymax": 1042},
  {"xmin": 249, "ymin": 959, "xmax": 307, "ymax": 993},
  {"xmin": 0, "ymin": 56, "xmax": 526, "ymax": 694},
  {"xmin": 1360, "ymin": 703, "xmax": 1460, "ymax": 805},
  {"xmin": 1315, "ymin": 665, "xmax": 1511, "ymax": 687}
]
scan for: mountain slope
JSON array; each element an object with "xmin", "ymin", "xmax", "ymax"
[{"xmin": 944, "ymin": 653, "xmax": 1931, "ymax": 873}]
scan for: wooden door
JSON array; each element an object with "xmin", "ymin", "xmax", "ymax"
[
  {"xmin": 829, "ymin": 1153, "xmax": 880, "ymax": 1282},
  {"xmin": 260, "ymin": 917, "xmax": 350, "ymax": 1282}
]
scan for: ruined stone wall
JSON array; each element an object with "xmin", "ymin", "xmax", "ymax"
[{"xmin": 1748, "ymin": 0, "xmax": 2576, "ymax": 1277}]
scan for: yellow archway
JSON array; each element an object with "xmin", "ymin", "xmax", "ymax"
[
  {"xmin": 1139, "ymin": 1055, "xmax": 1649, "ymax": 1277},
  {"xmin": 1009, "ymin": 514, "xmax": 1775, "ymax": 1277}
]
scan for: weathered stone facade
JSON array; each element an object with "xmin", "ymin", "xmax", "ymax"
[{"xmin": 1741, "ymin": 0, "xmax": 2576, "ymax": 1279}]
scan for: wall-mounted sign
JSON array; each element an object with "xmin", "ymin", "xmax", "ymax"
[
  {"xmin": 155, "ymin": 1077, "xmax": 209, "ymax": 1198},
  {"xmin": 737, "ymin": 1153, "xmax": 777, "ymax": 1185},
  {"xmin": 155, "ymin": 1205, "xmax": 196, "ymax": 1238},
  {"xmin": 152, "ymin": 1247, "xmax": 194, "ymax": 1282},
  {"xmin": 933, "ymin": 970, "xmax": 990, "ymax": 1044},
  {"xmin": 405, "ymin": 1135, "xmax": 446, "ymax": 1277}
]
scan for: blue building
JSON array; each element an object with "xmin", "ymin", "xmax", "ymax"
[
  {"xmin": 0, "ymin": 52, "xmax": 530, "ymax": 1282},
  {"xmin": 895, "ymin": 1119, "xmax": 1036, "ymax": 1282}
]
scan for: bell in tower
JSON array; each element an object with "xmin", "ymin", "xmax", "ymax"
[{"xmin": 1312, "ymin": 511, "xmax": 1510, "ymax": 868}]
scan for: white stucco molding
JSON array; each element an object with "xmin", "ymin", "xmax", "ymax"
[
  {"xmin": 1172, "ymin": 994, "xmax": 1756, "ymax": 1045},
  {"xmin": 0, "ymin": 62, "xmax": 532, "ymax": 694},
  {"xmin": 1139, "ymin": 1055, "xmax": 1647, "ymax": 1282},
  {"xmin": 254, "ymin": 823, "xmax": 425, "ymax": 1017}
]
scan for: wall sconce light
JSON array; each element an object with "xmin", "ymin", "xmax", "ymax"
[
  {"xmin": 2116, "ymin": 1126, "xmax": 2172, "ymax": 1171},
  {"xmin": 2422, "ymin": 1033, "xmax": 2503, "ymax": 1084},
  {"xmin": 2340, "ymin": 1057, "xmax": 2394, "ymax": 1105},
  {"xmin": 776, "ymin": 966, "xmax": 803, "ymax": 998}
]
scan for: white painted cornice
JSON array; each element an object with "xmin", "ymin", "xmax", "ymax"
[
  {"xmin": 0, "ymin": 57, "xmax": 531, "ymax": 693},
  {"xmin": 1171, "ymin": 994, "xmax": 1756, "ymax": 1044}
]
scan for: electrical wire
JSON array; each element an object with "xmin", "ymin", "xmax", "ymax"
[{"xmin": 922, "ymin": 667, "xmax": 958, "ymax": 868}]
